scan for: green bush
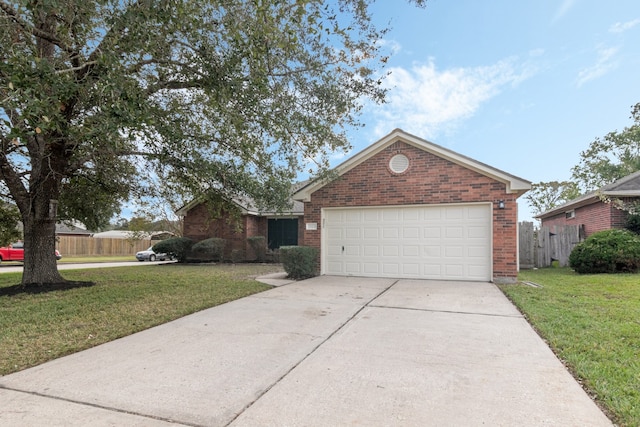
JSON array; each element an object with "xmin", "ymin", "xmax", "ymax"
[
  {"xmin": 625, "ymin": 213, "xmax": 640, "ymax": 235},
  {"xmin": 568, "ymin": 229, "xmax": 640, "ymax": 274},
  {"xmin": 153, "ymin": 237, "xmax": 194, "ymax": 263},
  {"xmin": 191, "ymin": 238, "xmax": 226, "ymax": 262},
  {"xmin": 279, "ymin": 246, "xmax": 318, "ymax": 279},
  {"xmin": 247, "ymin": 236, "xmax": 266, "ymax": 262}
]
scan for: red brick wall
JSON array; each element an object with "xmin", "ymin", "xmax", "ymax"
[
  {"xmin": 182, "ymin": 203, "xmax": 268, "ymax": 259},
  {"xmin": 541, "ymin": 201, "xmax": 630, "ymax": 237},
  {"xmin": 301, "ymin": 142, "xmax": 520, "ymax": 282}
]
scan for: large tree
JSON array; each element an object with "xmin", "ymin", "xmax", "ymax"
[
  {"xmin": 572, "ymin": 103, "xmax": 640, "ymax": 191},
  {"xmin": 1, "ymin": 0, "xmax": 425, "ymax": 285},
  {"xmin": 524, "ymin": 180, "xmax": 581, "ymax": 218}
]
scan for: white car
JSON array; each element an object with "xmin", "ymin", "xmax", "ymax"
[{"xmin": 135, "ymin": 247, "xmax": 172, "ymax": 262}]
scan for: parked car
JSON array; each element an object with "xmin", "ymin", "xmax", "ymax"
[
  {"xmin": 135, "ymin": 247, "xmax": 172, "ymax": 262},
  {"xmin": 0, "ymin": 241, "xmax": 62, "ymax": 262}
]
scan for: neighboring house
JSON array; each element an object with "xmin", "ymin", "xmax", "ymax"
[
  {"xmin": 537, "ymin": 171, "xmax": 640, "ymax": 237},
  {"xmin": 180, "ymin": 129, "xmax": 530, "ymax": 283},
  {"xmin": 177, "ymin": 194, "xmax": 304, "ymax": 260},
  {"xmin": 55, "ymin": 222, "xmax": 92, "ymax": 237}
]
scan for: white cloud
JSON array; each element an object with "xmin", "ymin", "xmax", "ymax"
[
  {"xmin": 552, "ymin": 0, "xmax": 577, "ymax": 23},
  {"xmin": 609, "ymin": 18, "xmax": 640, "ymax": 33},
  {"xmin": 371, "ymin": 57, "xmax": 534, "ymax": 140},
  {"xmin": 576, "ymin": 45, "xmax": 619, "ymax": 87}
]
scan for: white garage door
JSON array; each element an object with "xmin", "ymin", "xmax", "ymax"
[{"xmin": 323, "ymin": 204, "xmax": 491, "ymax": 281}]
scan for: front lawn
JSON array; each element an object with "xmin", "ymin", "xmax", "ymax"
[
  {"xmin": 0, "ymin": 263, "xmax": 281, "ymax": 376},
  {"xmin": 500, "ymin": 268, "xmax": 640, "ymax": 427}
]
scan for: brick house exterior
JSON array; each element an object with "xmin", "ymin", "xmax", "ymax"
[
  {"xmin": 178, "ymin": 199, "xmax": 303, "ymax": 260},
  {"xmin": 293, "ymin": 129, "xmax": 530, "ymax": 283},
  {"xmin": 537, "ymin": 171, "xmax": 640, "ymax": 237}
]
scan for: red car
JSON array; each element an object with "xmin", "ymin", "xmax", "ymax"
[{"xmin": 0, "ymin": 242, "xmax": 62, "ymax": 263}]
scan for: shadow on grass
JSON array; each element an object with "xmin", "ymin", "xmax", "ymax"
[{"xmin": 0, "ymin": 281, "xmax": 96, "ymax": 297}]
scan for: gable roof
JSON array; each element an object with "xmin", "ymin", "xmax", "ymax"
[
  {"xmin": 293, "ymin": 128, "xmax": 531, "ymax": 202},
  {"xmin": 537, "ymin": 170, "xmax": 640, "ymax": 219}
]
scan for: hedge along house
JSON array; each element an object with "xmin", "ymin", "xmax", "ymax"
[
  {"xmin": 177, "ymin": 195, "xmax": 304, "ymax": 260},
  {"xmin": 292, "ymin": 129, "xmax": 530, "ymax": 284},
  {"xmin": 536, "ymin": 171, "xmax": 640, "ymax": 237}
]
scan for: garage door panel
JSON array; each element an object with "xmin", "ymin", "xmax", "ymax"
[
  {"xmin": 468, "ymin": 226, "xmax": 489, "ymax": 238},
  {"xmin": 382, "ymin": 245, "xmax": 399, "ymax": 257},
  {"xmin": 327, "ymin": 245, "xmax": 342, "ymax": 256},
  {"xmin": 363, "ymin": 228, "xmax": 379, "ymax": 239},
  {"xmin": 345, "ymin": 228, "xmax": 361, "ymax": 239},
  {"xmin": 382, "ymin": 228, "xmax": 399, "ymax": 239},
  {"xmin": 345, "ymin": 211, "xmax": 361, "ymax": 222},
  {"xmin": 424, "ymin": 227, "xmax": 441, "ymax": 238},
  {"xmin": 445, "ymin": 264, "xmax": 464, "ymax": 276},
  {"xmin": 382, "ymin": 264, "xmax": 400, "ymax": 275},
  {"xmin": 363, "ymin": 245, "xmax": 379, "ymax": 256},
  {"xmin": 345, "ymin": 262, "xmax": 361, "ymax": 274},
  {"xmin": 445, "ymin": 227, "xmax": 464, "ymax": 238},
  {"xmin": 444, "ymin": 246, "xmax": 464, "ymax": 258},
  {"xmin": 324, "ymin": 204, "xmax": 491, "ymax": 281},
  {"xmin": 403, "ymin": 227, "xmax": 420, "ymax": 238},
  {"xmin": 403, "ymin": 245, "xmax": 420, "ymax": 257},
  {"xmin": 382, "ymin": 209, "xmax": 400, "ymax": 221},
  {"xmin": 468, "ymin": 205, "xmax": 488, "ymax": 218},
  {"xmin": 424, "ymin": 246, "xmax": 442, "ymax": 257},
  {"xmin": 445, "ymin": 207, "xmax": 464, "ymax": 219},
  {"xmin": 402, "ymin": 264, "xmax": 420, "ymax": 276},
  {"xmin": 345, "ymin": 245, "xmax": 360, "ymax": 256}
]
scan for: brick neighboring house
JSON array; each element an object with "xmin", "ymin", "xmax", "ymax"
[
  {"xmin": 179, "ymin": 129, "xmax": 530, "ymax": 283},
  {"xmin": 537, "ymin": 171, "xmax": 640, "ymax": 237}
]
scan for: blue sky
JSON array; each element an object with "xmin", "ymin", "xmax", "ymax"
[{"xmin": 336, "ymin": 0, "xmax": 640, "ymax": 221}]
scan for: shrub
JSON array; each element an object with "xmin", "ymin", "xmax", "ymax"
[
  {"xmin": 191, "ymin": 238, "xmax": 226, "ymax": 262},
  {"xmin": 568, "ymin": 229, "xmax": 640, "ymax": 274},
  {"xmin": 153, "ymin": 237, "xmax": 194, "ymax": 263},
  {"xmin": 279, "ymin": 246, "xmax": 318, "ymax": 279},
  {"xmin": 625, "ymin": 213, "xmax": 640, "ymax": 235},
  {"xmin": 247, "ymin": 236, "xmax": 266, "ymax": 262}
]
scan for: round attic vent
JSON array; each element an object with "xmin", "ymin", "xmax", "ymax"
[{"xmin": 389, "ymin": 154, "xmax": 409, "ymax": 174}]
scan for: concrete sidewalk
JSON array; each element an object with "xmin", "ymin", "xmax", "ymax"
[{"xmin": 0, "ymin": 277, "xmax": 612, "ymax": 426}]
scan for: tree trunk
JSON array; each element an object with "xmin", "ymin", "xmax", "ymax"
[{"xmin": 21, "ymin": 211, "xmax": 66, "ymax": 286}]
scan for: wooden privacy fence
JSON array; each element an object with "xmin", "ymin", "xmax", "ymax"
[
  {"xmin": 519, "ymin": 222, "xmax": 585, "ymax": 268},
  {"xmin": 57, "ymin": 236, "xmax": 153, "ymax": 256}
]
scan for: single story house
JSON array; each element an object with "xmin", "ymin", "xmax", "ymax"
[
  {"xmin": 55, "ymin": 222, "xmax": 92, "ymax": 237},
  {"xmin": 537, "ymin": 171, "xmax": 640, "ymax": 237},
  {"xmin": 180, "ymin": 129, "xmax": 530, "ymax": 283}
]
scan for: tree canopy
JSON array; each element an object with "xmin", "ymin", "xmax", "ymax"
[
  {"xmin": 0, "ymin": 0, "xmax": 426, "ymax": 284},
  {"xmin": 527, "ymin": 103, "xmax": 640, "ymax": 220},
  {"xmin": 524, "ymin": 180, "xmax": 581, "ymax": 217},
  {"xmin": 572, "ymin": 103, "xmax": 640, "ymax": 191}
]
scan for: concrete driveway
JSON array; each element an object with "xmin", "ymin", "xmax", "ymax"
[{"xmin": 0, "ymin": 276, "xmax": 612, "ymax": 426}]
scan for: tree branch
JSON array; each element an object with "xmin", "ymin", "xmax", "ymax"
[{"xmin": 0, "ymin": 0, "xmax": 77, "ymax": 56}]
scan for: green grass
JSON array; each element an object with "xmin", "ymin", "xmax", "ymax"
[
  {"xmin": 500, "ymin": 268, "xmax": 640, "ymax": 427},
  {"xmin": 0, "ymin": 263, "xmax": 282, "ymax": 376}
]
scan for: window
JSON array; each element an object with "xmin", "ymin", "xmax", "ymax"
[
  {"xmin": 565, "ymin": 210, "xmax": 575, "ymax": 219},
  {"xmin": 267, "ymin": 218, "xmax": 299, "ymax": 250}
]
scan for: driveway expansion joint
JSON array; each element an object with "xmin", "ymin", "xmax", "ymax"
[
  {"xmin": 0, "ymin": 385, "xmax": 196, "ymax": 427},
  {"xmin": 367, "ymin": 303, "xmax": 525, "ymax": 318},
  {"xmin": 224, "ymin": 279, "xmax": 401, "ymax": 426}
]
